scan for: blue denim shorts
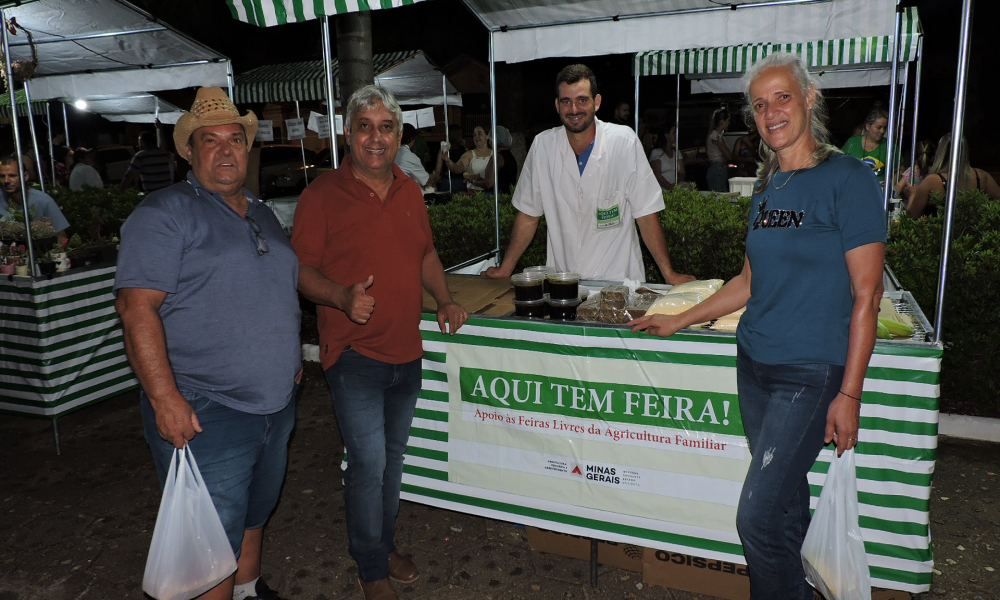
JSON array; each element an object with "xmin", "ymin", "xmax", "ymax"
[{"xmin": 141, "ymin": 387, "xmax": 296, "ymax": 556}]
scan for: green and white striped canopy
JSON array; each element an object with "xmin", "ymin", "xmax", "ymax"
[
  {"xmin": 0, "ymin": 90, "xmax": 48, "ymax": 119},
  {"xmin": 227, "ymin": 0, "xmax": 425, "ymax": 27},
  {"xmin": 636, "ymin": 6, "xmax": 921, "ymax": 76}
]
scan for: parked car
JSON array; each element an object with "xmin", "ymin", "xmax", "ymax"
[
  {"xmin": 258, "ymin": 145, "xmax": 318, "ymax": 199},
  {"xmin": 94, "ymin": 145, "xmax": 135, "ymax": 184},
  {"xmin": 271, "ymin": 148, "xmax": 336, "ymax": 196}
]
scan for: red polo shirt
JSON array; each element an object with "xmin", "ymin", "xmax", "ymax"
[{"xmin": 291, "ymin": 156, "xmax": 434, "ymax": 369}]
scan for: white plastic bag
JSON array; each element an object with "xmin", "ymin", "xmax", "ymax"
[
  {"xmin": 801, "ymin": 448, "xmax": 872, "ymax": 600},
  {"xmin": 143, "ymin": 446, "xmax": 237, "ymax": 600}
]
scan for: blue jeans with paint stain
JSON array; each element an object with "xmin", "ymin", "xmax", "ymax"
[
  {"xmin": 325, "ymin": 347, "xmax": 422, "ymax": 582},
  {"xmin": 734, "ymin": 345, "xmax": 844, "ymax": 600}
]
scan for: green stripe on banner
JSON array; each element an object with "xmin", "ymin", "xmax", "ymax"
[
  {"xmin": 0, "ymin": 348, "xmax": 126, "ymax": 381},
  {"xmin": 413, "ymin": 408, "xmax": 447, "ymax": 423},
  {"xmin": 855, "ymin": 441, "xmax": 935, "ymax": 463},
  {"xmin": 406, "ymin": 445, "xmax": 447, "ymax": 462},
  {"xmin": 1, "ymin": 361, "xmax": 132, "ymax": 396},
  {"xmin": 0, "ymin": 311, "xmax": 119, "ymax": 342},
  {"xmin": 3, "ymin": 341, "xmax": 121, "ymax": 368},
  {"xmin": 269, "ymin": 0, "xmax": 287, "ymax": 23},
  {"xmin": 358, "ymin": 0, "xmax": 372, "ymax": 10},
  {"xmin": 422, "ymin": 369, "xmax": 447, "ymax": 382},
  {"xmin": 403, "ymin": 464, "xmax": 447, "ymax": 481},
  {"xmin": 863, "ymin": 391, "xmax": 937, "ymax": 412},
  {"xmin": 808, "ymin": 462, "xmax": 934, "ymax": 488},
  {"xmin": 0, "ymin": 381, "xmax": 138, "ymax": 420},
  {"xmin": 870, "ymin": 564, "xmax": 932, "ymax": 587},
  {"xmin": 293, "ymin": 0, "xmax": 306, "ymax": 21},
  {"xmin": 401, "ymin": 482, "xmax": 747, "ymax": 558},
  {"xmin": 333, "ymin": 0, "xmax": 347, "ymax": 15},
  {"xmin": 410, "ymin": 427, "xmax": 447, "ymax": 442},
  {"xmin": 810, "ymin": 485, "xmax": 930, "ymax": 512},
  {"xmin": 0, "ymin": 371, "xmax": 137, "ymax": 409},
  {"xmin": 859, "ymin": 515, "xmax": 928, "ymax": 538},
  {"xmin": 873, "ymin": 344, "xmax": 942, "ymax": 359},
  {"xmin": 0, "ymin": 270, "xmax": 114, "ymax": 295},
  {"xmin": 4, "ymin": 297, "xmax": 116, "ymax": 328},
  {"xmin": 864, "ymin": 541, "xmax": 931, "ymax": 563},
  {"xmin": 865, "ymin": 366, "xmax": 937, "ymax": 385},
  {"xmin": 2, "ymin": 324, "xmax": 120, "ymax": 354},
  {"xmin": 418, "ymin": 389, "xmax": 447, "ymax": 403},
  {"xmin": 859, "ymin": 416, "xmax": 937, "ymax": 437}
]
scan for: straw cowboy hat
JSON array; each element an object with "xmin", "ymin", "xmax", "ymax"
[{"xmin": 173, "ymin": 87, "xmax": 258, "ymax": 162}]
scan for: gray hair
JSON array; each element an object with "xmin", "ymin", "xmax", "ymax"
[
  {"xmin": 864, "ymin": 108, "xmax": 889, "ymax": 131},
  {"xmin": 740, "ymin": 52, "xmax": 840, "ymax": 193},
  {"xmin": 344, "ymin": 85, "xmax": 403, "ymax": 135}
]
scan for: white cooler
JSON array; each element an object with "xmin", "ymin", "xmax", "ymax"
[{"xmin": 728, "ymin": 177, "xmax": 757, "ymax": 197}]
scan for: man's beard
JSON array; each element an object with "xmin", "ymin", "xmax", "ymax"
[{"xmin": 562, "ymin": 112, "xmax": 594, "ymax": 134}]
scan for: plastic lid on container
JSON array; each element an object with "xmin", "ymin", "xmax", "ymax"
[
  {"xmin": 513, "ymin": 298, "xmax": 548, "ymax": 306},
  {"xmin": 544, "ymin": 294, "xmax": 583, "ymax": 307},
  {"xmin": 546, "ymin": 271, "xmax": 580, "ymax": 283},
  {"xmin": 524, "ymin": 265, "xmax": 554, "ymax": 273},
  {"xmin": 511, "ymin": 272, "xmax": 546, "ymax": 285}
]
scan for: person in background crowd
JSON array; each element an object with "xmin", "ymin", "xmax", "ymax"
[
  {"xmin": 733, "ymin": 126, "xmax": 762, "ymax": 178},
  {"xmin": 395, "ymin": 123, "xmax": 443, "ymax": 190},
  {"xmin": 630, "ymin": 51, "xmax": 885, "ymax": 600},
  {"xmin": 484, "ymin": 64, "xmax": 694, "ymax": 284},
  {"xmin": 649, "ymin": 123, "xmax": 686, "ymax": 190},
  {"xmin": 121, "ymin": 121, "xmax": 175, "ymax": 192},
  {"xmin": 442, "ymin": 124, "xmax": 492, "ymax": 192},
  {"xmin": 894, "ymin": 139, "xmax": 933, "ymax": 202},
  {"xmin": 0, "ymin": 156, "xmax": 70, "ymax": 244},
  {"xmin": 52, "ymin": 146, "xmax": 72, "ymax": 187},
  {"xmin": 610, "ymin": 100, "xmax": 633, "ymax": 130},
  {"xmin": 841, "ymin": 108, "xmax": 890, "ymax": 185},
  {"xmin": 477, "ymin": 125, "xmax": 518, "ymax": 194},
  {"xmin": 437, "ymin": 124, "xmax": 468, "ymax": 193},
  {"xmin": 68, "ymin": 147, "xmax": 104, "ymax": 190},
  {"xmin": 706, "ymin": 107, "xmax": 733, "ymax": 192},
  {"xmin": 291, "ymin": 85, "xmax": 467, "ymax": 600},
  {"xmin": 115, "ymin": 87, "xmax": 300, "ymax": 600},
  {"xmin": 906, "ymin": 132, "xmax": 1000, "ymax": 218}
]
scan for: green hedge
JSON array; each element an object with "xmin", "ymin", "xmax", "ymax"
[
  {"xmin": 47, "ymin": 185, "xmax": 145, "ymax": 244},
  {"xmin": 886, "ymin": 190, "xmax": 1000, "ymax": 417}
]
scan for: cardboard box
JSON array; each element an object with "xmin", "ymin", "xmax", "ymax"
[
  {"xmin": 871, "ymin": 589, "xmax": 913, "ymax": 600},
  {"xmin": 423, "ymin": 274, "xmax": 514, "ymax": 316},
  {"xmin": 525, "ymin": 526, "xmax": 644, "ymax": 572},
  {"xmin": 643, "ymin": 548, "xmax": 750, "ymax": 600}
]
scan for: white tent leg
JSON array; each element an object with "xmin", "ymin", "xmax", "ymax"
[
  {"xmin": 934, "ymin": 0, "xmax": 975, "ymax": 345},
  {"xmin": 23, "ymin": 82, "xmax": 44, "ymax": 193},
  {"xmin": 322, "ymin": 15, "xmax": 339, "ymax": 169},
  {"xmin": 46, "ymin": 103, "xmax": 55, "ymax": 185},
  {"xmin": 675, "ymin": 75, "xmax": 680, "ymax": 186},
  {"xmin": 633, "ymin": 75, "xmax": 639, "ymax": 132},
  {"xmin": 62, "ymin": 102, "xmax": 70, "ymax": 147},
  {"xmin": 881, "ymin": 6, "xmax": 903, "ymax": 215},
  {"xmin": 489, "ymin": 31, "xmax": 499, "ymax": 265},
  {"xmin": 908, "ymin": 39, "xmax": 924, "ymax": 189},
  {"xmin": 296, "ymin": 100, "xmax": 309, "ymax": 187},
  {"xmin": 443, "ymin": 74, "xmax": 451, "ymax": 193}
]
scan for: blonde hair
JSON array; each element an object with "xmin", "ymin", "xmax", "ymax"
[
  {"xmin": 930, "ymin": 133, "xmax": 975, "ymax": 191},
  {"xmin": 740, "ymin": 52, "xmax": 841, "ymax": 193}
]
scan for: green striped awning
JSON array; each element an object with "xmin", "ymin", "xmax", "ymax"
[
  {"xmin": 233, "ymin": 50, "xmax": 417, "ymax": 104},
  {"xmin": 0, "ymin": 90, "xmax": 47, "ymax": 118},
  {"xmin": 227, "ymin": 0, "xmax": 425, "ymax": 27},
  {"xmin": 635, "ymin": 6, "xmax": 921, "ymax": 76}
]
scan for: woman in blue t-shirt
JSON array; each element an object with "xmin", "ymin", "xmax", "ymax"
[{"xmin": 629, "ymin": 52, "xmax": 886, "ymax": 600}]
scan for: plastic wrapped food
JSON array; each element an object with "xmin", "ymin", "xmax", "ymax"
[
  {"xmin": 646, "ymin": 292, "xmax": 704, "ymax": 316},
  {"xmin": 711, "ymin": 307, "xmax": 746, "ymax": 332},
  {"xmin": 665, "ymin": 279, "xmax": 724, "ymax": 297},
  {"xmin": 576, "ymin": 294, "xmax": 602, "ymax": 321},
  {"xmin": 600, "ymin": 285, "xmax": 630, "ymax": 309}
]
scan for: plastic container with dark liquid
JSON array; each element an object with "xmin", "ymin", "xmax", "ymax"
[
  {"xmin": 513, "ymin": 298, "xmax": 547, "ymax": 318},
  {"xmin": 524, "ymin": 265, "xmax": 554, "ymax": 295},
  {"xmin": 511, "ymin": 272, "xmax": 545, "ymax": 301},
  {"xmin": 546, "ymin": 272, "xmax": 580, "ymax": 300},
  {"xmin": 545, "ymin": 295, "xmax": 582, "ymax": 320}
]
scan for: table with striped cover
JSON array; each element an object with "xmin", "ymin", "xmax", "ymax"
[
  {"xmin": 404, "ymin": 314, "xmax": 940, "ymax": 594},
  {"xmin": 0, "ymin": 266, "xmax": 137, "ymax": 418}
]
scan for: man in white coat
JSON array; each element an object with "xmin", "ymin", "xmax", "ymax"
[{"xmin": 484, "ymin": 64, "xmax": 694, "ymax": 284}]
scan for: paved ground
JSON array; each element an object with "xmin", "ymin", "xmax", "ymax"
[{"xmin": 2, "ymin": 364, "xmax": 998, "ymax": 600}]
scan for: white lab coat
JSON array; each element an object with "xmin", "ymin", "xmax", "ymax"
[{"xmin": 512, "ymin": 119, "xmax": 664, "ymax": 281}]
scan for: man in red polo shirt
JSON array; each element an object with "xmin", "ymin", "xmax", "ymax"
[{"xmin": 291, "ymin": 85, "xmax": 466, "ymax": 600}]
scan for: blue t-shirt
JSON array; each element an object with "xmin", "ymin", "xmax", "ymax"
[
  {"xmin": 737, "ymin": 154, "xmax": 886, "ymax": 366},
  {"xmin": 114, "ymin": 172, "xmax": 301, "ymax": 414},
  {"xmin": 1, "ymin": 188, "xmax": 71, "ymax": 232}
]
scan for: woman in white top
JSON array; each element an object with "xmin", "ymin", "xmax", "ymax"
[
  {"xmin": 442, "ymin": 125, "xmax": 492, "ymax": 191},
  {"xmin": 649, "ymin": 123, "xmax": 685, "ymax": 190},
  {"xmin": 706, "ymin": 108, "xmax": 733, "ymax": 192}
]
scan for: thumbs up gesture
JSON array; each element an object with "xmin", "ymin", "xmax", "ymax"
[{"xmin": 343, "ymin": 275, "xmax": 376, "ymax": 324}]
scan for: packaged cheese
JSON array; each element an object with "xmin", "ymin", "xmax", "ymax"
[
  {"xmin": 664, "ymin": 279, "xmax": 724, "ymax": 297},
  {"xmin": 711, "ymin": 307, "xmax": 746, "ymax": 332}
]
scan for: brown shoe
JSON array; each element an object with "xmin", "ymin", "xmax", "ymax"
[
  {"xmin": 388, "ymin": 551, "xmax": 420, "ymax": 584},
  {"xmin": 358, "ymin": 578, "xmax": 398, "ymax": 600}
]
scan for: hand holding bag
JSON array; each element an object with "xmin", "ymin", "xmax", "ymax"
[
  {"xmin": 801, "ymin": 448, "xmax": 872, "ymax": 600},
  {"xmin": 142, "ymin": 446, "xmax": 238, "ymax": 600}
]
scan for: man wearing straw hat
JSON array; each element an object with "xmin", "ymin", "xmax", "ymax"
[{"xmin": 115, "ymin": 87, "xmax": 301, "ymax": 600}]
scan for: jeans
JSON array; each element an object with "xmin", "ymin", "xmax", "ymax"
[
  {"xmin": 707, "ymin": 161, "xmax": 730, "ymax": 192},
  {"xmin": 141, "ymin": 388, "xmax": 296, "ymax": 556},
  {"xmin": 325, "ymin": 347, "xmax": 422, "ymax": 582},
  {"xmin": 734, "ymin": 346, "xmax": 844, "ymax": 600}
]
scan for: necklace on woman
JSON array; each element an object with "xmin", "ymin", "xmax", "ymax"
[
  {"xmin": 772, "ymin": 156, "xmax": 815, "ymax": 190},
  {"xmin": 862, "ymin": 136, "xmax": 877, "ymax": 152}
]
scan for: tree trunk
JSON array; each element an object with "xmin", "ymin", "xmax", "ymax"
[{"xmin": 335, "ymin": 11, "xmax": 374, "ymax": 108}]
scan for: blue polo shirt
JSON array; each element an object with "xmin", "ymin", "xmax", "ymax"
[
  {"xmin": 737, "ymin": 154, "xmax": 886, "ymax": 366},
  {"xmin": 114, "ymin": 171, "xmax": 301, "ymax": 414},
  {"xmin": 1, "ymin": 188, "xmax": 71, "ymax": 232}
]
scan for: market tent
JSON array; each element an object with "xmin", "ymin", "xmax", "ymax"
[
  {"xmin": 0, "ymin": 90, "xmax": 47, "ymax": 118},
  {"xmin": 233, "ymin": 50, "xmax": 462, "ymax": 106},
  {"xmin": 635, "ymin": 6, "xmax": 922, "ymax": 94},
  {"xmin": 227, "ymin": 0, "xmax": 426, "ymax": 27},
  {"xmin": 1, "ymin": 0, "xmax": 230, "ymax": 100},
  {"xmin": 62, "ymin": 94, "xmax": 186, "ymax": 124}
]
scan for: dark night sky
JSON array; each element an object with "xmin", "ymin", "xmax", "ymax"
[{"xmin": 129, "ymin": 0, "xmax": 995, "ymax": 167}]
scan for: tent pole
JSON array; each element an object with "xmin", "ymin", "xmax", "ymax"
[
  {"xmin": 489, "ymin": 31, "xmax": 499, "ymax": 265},
  {"xmin": 23, "ymin": 82, "xmax": 44, "ymax": 193},
  {"xmin": 881, "ymin": 5, "xmax": 903, "ymax": 216},
  {"xmin": 46, "ymin": 102, "xmax": 54, "ymax": 186},
  {"xmin": 895, "ymin": 62, "xmax": 909, "ymax": 185},
  {"xmin": 62, "ymin": 102, "xmax": 70, "ymax": 148},
  {"xmin": 443, "ymin": 74, "xmax": 451, "ymax": 193},
  {"xmin": 908, "ymin": 38, "xmax": 924, "ymax": 190},
  {"xmin": 296, "ymin": 100, "xmax": 309, "ymax": 187},
  {"xmin": 934, "ymin": 0, "xmax": 975, "ymax": 345},
  {"xmin": 2, "ymin": 8, "xmax": 37, "ymax": 272},
  {"xmin": 633, "ymin": 75, "xmax": 639, "ymax": 132},
  {"xmin": 675, "ymin": 74, "xmax": 680, "ymax": 188},
  {"xmin": 226, "ymin": 61, "xmax": 234, "ymax": 99},
  {"xmin": 321, "ymin": 15, "xmax": 339, "ymax": 169}
]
